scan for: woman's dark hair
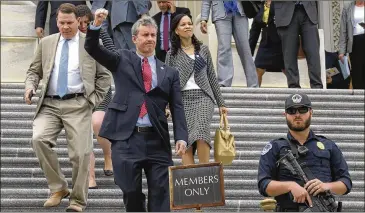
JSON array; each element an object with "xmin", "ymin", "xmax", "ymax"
[
  {"xmin": 75, "ymin": 5, "xmax": 93, "ymax": 21},
  {"xmin": 170, "ymin": 14, "xmax": 201, "ymax": 56}
]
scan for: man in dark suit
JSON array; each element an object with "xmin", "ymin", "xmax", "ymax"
[
  {"xmin": 91, "ymin": 0, "xmax": 152, "ymax": 50},
  {"xmin": 273, "ymin": 1, "xmax": 323, "ymax": 88},
  {"xmin": 34, "ymin": 1, "xmax": 87, "ymax": 38},
  {"xmin": 152, "ymin": 0, "xmax": 191, "ymax": 62},
  {"xmin": 84, "ymin": 8, "xmax": 188, "ymax": 212}
]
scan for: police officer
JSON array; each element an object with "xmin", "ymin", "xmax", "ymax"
[{"xmin": 257, "ymin": 93, "xmax": 352, "ymax": 211}]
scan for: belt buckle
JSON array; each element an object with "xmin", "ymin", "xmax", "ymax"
[{"xmin": 137, "ymin": 127, "xmax": 142, "ymax": 132}]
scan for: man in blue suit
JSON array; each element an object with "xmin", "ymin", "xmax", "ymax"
[{"xmin": 84, "ymin": 8, "xmax": 188, "ymax": 212}]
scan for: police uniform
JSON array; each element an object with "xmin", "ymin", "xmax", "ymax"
[{"xmin": 257, "ymin": 93, "xmax": 352, "ymax": 211}]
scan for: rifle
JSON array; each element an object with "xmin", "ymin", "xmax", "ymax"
[{"xmin": 277, "ymin": 150, "xmax": 339, "ymax": 212}]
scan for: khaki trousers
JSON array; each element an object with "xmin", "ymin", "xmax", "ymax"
[{"xmin": 32, "ymin": 96, "xmax": 93, "ymax": 209}]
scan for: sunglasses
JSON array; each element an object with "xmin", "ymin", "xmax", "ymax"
[{"xmin": 286, "ymin": 107, "xmax": 310, "ymax": 115}]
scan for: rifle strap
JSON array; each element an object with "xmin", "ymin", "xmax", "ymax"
[{"xmin": 284, "ymin": 138, "xmax": 316, "ymax": 180}]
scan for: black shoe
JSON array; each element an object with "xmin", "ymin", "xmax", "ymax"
[
  {"xmin": 65, "ymin": 209, "xmax": 78, "ymax": 212},
  {"xmin": 103, "ymin": 169, "xmax": 113, "ymax": 176},
  {"xmin": 219, "ymin": 84, "xmax": 226, "ymax": 87},
  {"xmin": 89, "ymin": 185, "xmax": 98, "ymax": 189}
]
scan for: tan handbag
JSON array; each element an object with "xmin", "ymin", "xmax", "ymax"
[{"xmin": 214, "ymin": 113, "xmax": 236, "ymax": 165}]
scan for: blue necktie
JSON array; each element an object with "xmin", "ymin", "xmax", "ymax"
[{"xmin": 57, "ymin": 39, "xmax": 70, "ymax": 97}]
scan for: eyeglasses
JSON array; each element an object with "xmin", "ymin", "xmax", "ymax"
[{"xmin": 286, "ymin": 107, "xmax": 310, "ymax": 115}]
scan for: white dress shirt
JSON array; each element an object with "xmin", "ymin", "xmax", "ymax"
[
  {"xmin": 47, "ymin": 31, "xmax": 85, "ymax": 96},
  {"xmin": 353, "ymin": 6, "xmax": 365, "ymax": 36},
  {"xmin": 182, "ymin": 54, "xmax": 201, "ymax": 91}
]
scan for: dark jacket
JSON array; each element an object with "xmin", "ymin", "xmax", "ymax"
[
  {"xmin": 249, "ymin": 2, "xmax": 281, "ymax": 55},
  {"xmin": 84, "ymin": 27, "xmax": 189, "ymax": 153},
  {"xmin": 35, "ymin": 1, "xmax": 87, "ymax": 35}
]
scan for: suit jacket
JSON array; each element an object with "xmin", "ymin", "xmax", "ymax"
[
  {"xmin": 35, "ymin": 1, "xmax": 87, "ymax": 35},
  {"xmin": 25, "ymin": 32, "xmax": 111, "ymax": 119},
  {"xmin": 273, "ymin": 1, "xmax": 318, "ymax": 27},
  {"xmin": 201, "ymin": 0, "xmax": 247, "ymax": 23},
  {"xmin": 91, "ymin": 0, "xmax": 152, "ymax": 30},
  {"xmin": 165, "ymin": 45, "xmax": 225, "ymax": 107},
  {"xmin": 152, "ymin": 7, "xmax": 191, "ymax": 62},
  {"xmin": 249, "ymin": 3, "xmax": 281, "ymax": 55},
  {"xmin": 339, "ymin": 1, "xmax": 357, "ymax": 55},
  {"xmin": 84, "ymin": 27, "xmax": 189, "ymax": 153}
]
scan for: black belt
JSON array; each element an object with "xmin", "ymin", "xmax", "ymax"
[
  {"xmin": 45, "ymin": 93, "xmax": 84, "ymax": 100},
  {"xmin": 134, "ymin": 126, "xmax": 154, "ymax": 133}
]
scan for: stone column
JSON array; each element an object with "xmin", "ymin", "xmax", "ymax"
[{"xmin": 1, "ymin": 1, "xmax": 38, "ymax": 82}]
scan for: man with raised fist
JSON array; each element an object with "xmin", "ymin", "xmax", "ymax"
[{"xmin": 84, "ymin": 9, "xmax": 189, "ymax": 212}]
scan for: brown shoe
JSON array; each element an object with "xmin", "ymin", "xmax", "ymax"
[
  {"xmin": 43, "ymin": 189, "xmax": 70, "ymax": 207},
  {"xmin": 66, "ymin": 204, "xmax": 83, "ymax": 212}
]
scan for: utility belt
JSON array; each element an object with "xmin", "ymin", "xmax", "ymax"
[
  {"xmin": 275, "ymin": 203, "xmax": 342, "ymax": 212},
  {"xmin": 276, "ymin": 204, "xmax": 308, "ymax": 212}
]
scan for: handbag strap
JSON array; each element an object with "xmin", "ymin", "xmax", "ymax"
[{"xmin": 219, "ymin": 113, "xmax": 230, "ymax": 130}]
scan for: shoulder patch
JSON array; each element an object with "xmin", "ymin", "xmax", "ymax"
[
  {"xmin": 261, "ymin": 143, "xmax": 272, "ymax": 155},
  {"xmin": 317, "ymin": 141, "xmax": 325, "ymax": 150}
]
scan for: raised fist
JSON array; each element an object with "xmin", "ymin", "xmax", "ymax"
[{"xmin": 94, "ymin": 8, "xmax": 109, "ymax": 27}]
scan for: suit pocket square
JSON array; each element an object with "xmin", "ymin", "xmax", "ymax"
[{"xmin": 194, "ymin": 54, "xmax": 207, "ymax": 73}]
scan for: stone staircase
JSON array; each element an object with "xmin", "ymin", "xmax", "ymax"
[{"xmin": 1, "ymin": 83, "xmax": 364, "ymax": 212}]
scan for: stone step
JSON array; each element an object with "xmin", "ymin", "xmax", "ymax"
[
  {"xmin": 1, "ymin": 188, "xmax": 363, "ymax": 202},
  {"xmin": 0, "ymin": 199, "xmax": 270, "ymax": 212},
  {"xmin": 2, "ymin": 83, "xmax": 364, "ymax": 95},
  {"xmin": 2, "ymin": 96, "xmax": 364, "ymax": 109},
  {"xmin": 2, "ymin": 138, "xmax": 363, "ymax": 153},
  {"xmin": 0, "ymin": 167, "xmax": 255, "ymax": 178},
  {"xmin": 1, "ymin": 121, "xmax": 363, "ymax": 133},
  {"xmin": 2, "ymin": 157, "xmax": 364, "ymax": 171},
  {"xmin": 2, "ymin": 89, "xmax": 364, "ymax": 102},
  {"xmin": 2, "ymin": 108, "xmax": 364, "ymax": 118},
  {"xmin": 1, "ymin": 177, "xmax": 364, "ymax": 191},
  {"xmin": 2, "ymin": 166, "xmax": 363, "ymax": 181},
  {"xmin": 1, "ymin": 147, "xmax": 363, "ymax": 162},
  {"xmin": 1, "ymin": 129, "xmax": 363, "ymax": 141},
  {"xmin": 1, "ymin": 108, "xmax": 364, "ymax": 125},
  {"xmin": 0, "ymin": 198, "xmax": 363, "ymax": 212},
  {"xmin": 2, "ymin": 83, "xmax": 364, "ymax": 212}
]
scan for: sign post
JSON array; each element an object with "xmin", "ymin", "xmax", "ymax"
[{"xmin": 168, "ymin": 162, "xmax": 225, "ymax": 211}]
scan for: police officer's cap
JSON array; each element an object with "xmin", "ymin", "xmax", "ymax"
[{"xmin": 285, "ymin": 93, "xmax": 312, "ymax": 109}]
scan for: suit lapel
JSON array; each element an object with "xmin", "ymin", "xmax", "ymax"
[
  {"xmin": 156, "ymin": 59, "xmax": 166, "ymax": 88},
  {"xmin": 47, "ymin": 34, "xmax": 61, "ymax": 78},
  {"xmin": 156, "ymin": 12, "xmax": 162, "ymax": 24},
  {"xmin": 131, "ymin": 52, "xmax": 144, "ymax": 90},
  {"xmin": 79, "ymin": 34, "xmax": 85, "ymax": 75}
]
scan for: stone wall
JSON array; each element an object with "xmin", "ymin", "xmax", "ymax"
[{"xmin": 1, "ymin": 1, "xmax": 38, "ymax": 83}]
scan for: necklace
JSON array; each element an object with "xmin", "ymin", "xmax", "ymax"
[{"xmin": 181, "ymin": 44, "xmax": 193, "ymax": 50}]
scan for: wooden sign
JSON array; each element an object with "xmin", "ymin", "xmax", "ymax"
[{"xmin": 168, "ymin": 162, "xmax": 225, "ymax": 210}]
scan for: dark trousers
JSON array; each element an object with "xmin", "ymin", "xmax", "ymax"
[
  {"xmin": 277, "ymin": 6, "xmax": 323, "ymax": 88},
  {"xmin": 113, "ymin": 23, "xmax": 135, "ymax": 50},
  {"xmin": 111, "ymin": 131, "xmax": 173, "ymax": 212},
  {"xmin": 349, "ymin": 34, "xmax": 365, "ymax": 89}
]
